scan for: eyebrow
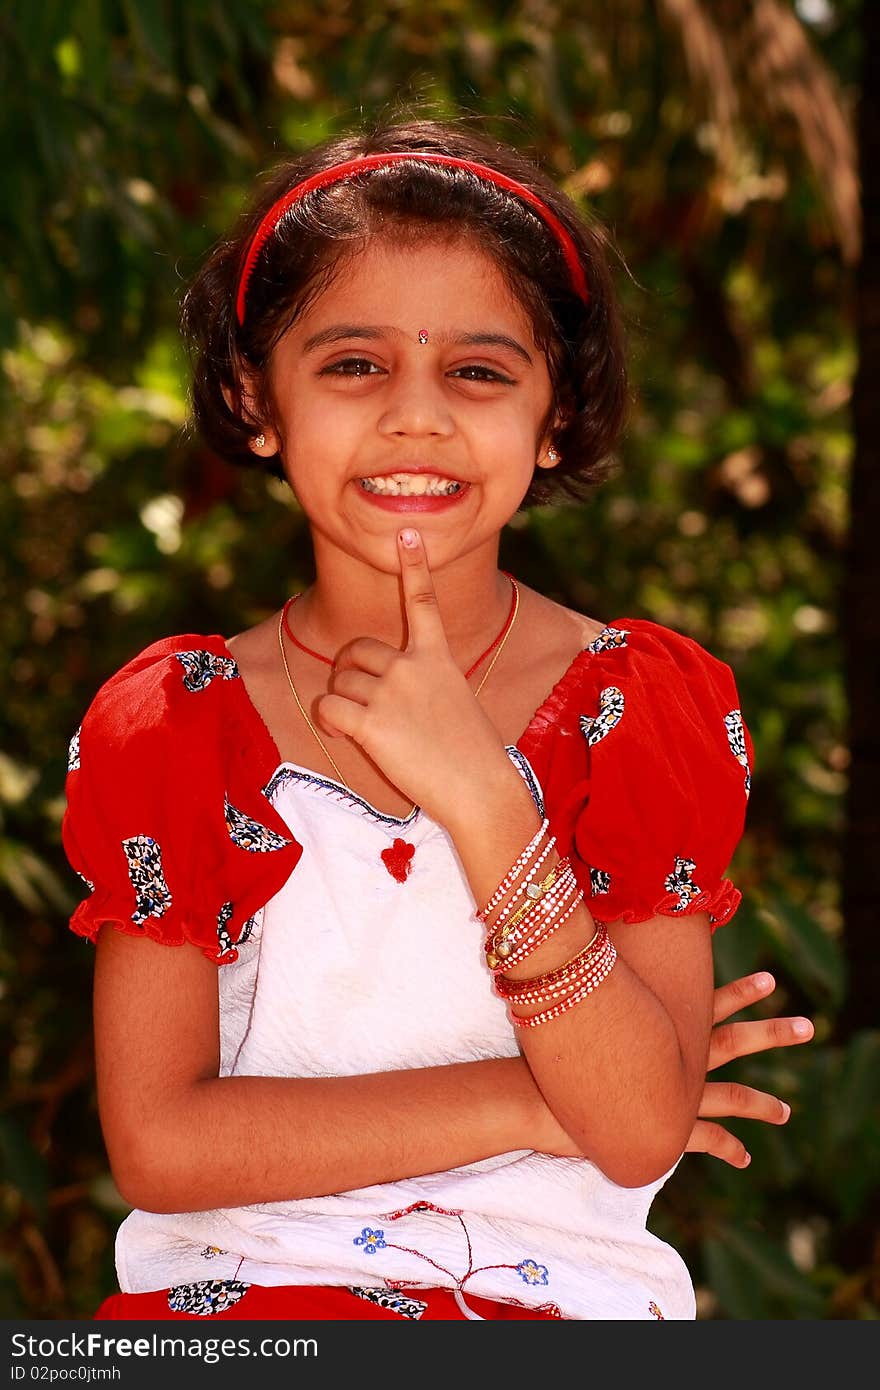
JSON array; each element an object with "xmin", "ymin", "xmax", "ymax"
[{"xmin": 301, "ymin": 324, "xmax": 533, "ymax": 366}]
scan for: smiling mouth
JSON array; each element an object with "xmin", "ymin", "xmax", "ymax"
[{"xmin": 357, "ymin": 476, "xmax": 464, "ymax": 496}]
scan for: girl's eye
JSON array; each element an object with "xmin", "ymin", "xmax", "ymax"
[
  {"xmin": 452, "ymin": 364, "xmax": 516, "ymax": 385},
  {"xmin": 320, "ymin": 358, "xmax": 382, "ymax": 377},
  {"xmin": 319, "ymin": 358, "xmax": 514, "ymax": 386}
]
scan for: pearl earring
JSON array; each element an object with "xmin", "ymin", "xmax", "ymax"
[{"xmin": 547, "ymin": 447, "xmax": 559, "ymax": 463}]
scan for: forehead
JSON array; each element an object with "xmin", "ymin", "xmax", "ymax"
[{"xmin": 299, "ymin": 234, "xmax": 537, "ymax": 339}]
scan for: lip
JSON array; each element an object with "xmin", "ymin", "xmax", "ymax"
[{"xmin": 354, "ymin": 480, "xmax": 472, "ymax": 512}]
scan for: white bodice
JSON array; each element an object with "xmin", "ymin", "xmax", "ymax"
[{"xmin": 114, "ymin": 752, "xmax": 695, "ymax": 1320}]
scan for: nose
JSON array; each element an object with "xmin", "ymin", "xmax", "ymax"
[{"xmin": 376, "ymin": 359, "xmax": 455, "ymax": 441}]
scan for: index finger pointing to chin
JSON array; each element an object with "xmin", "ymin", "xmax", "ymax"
[{"xmin": 397, "ymin": 528, "xmax": 445, "ymax": 650}]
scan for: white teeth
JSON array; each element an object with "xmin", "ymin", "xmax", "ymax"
[{"xmin": 359, "ymin": 475, "xmax": 462, "ymax": 496}]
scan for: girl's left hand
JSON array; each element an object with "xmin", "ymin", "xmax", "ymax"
[
  {"xmin": 315, "ymin": 528, "xmax": 515, "ymax": 827},
  {"xmin": 686, "ymin": 971, "xmax": 814, "ymax": 1168}
]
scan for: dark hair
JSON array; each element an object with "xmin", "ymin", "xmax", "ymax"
[{"xmin": 180, "ymin": 116, "xmax": 629, "ymax": 509}]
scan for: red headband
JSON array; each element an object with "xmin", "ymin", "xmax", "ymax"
[{"xmin": 234, "ymin": 151, "xmax": 590, "ymax": 325}]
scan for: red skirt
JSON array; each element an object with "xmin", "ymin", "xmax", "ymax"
[{"xmin": 95, "ymin": 1282, "xmax": 562, "ymax": 1321}]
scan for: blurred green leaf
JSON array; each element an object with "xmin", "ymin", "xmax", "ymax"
[
  {"xmin": 0, "ymin": 1118, "xmax": 49, "ymax": 1221},
  {"xmin": 756, "ymin": 890, "xmax": 846, "ymax": 1008},
  {"xmin": 704, "ymin": 1224, "xmax": 827, "ymax": 1320}
]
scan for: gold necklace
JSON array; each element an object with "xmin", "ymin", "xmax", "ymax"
[{"xmin": 276, "ymin": 577, "xmax": 520, "ymax": 817}]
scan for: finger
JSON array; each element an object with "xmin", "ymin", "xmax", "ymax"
[
  {"xmin": 697, "ymin": 1079, "xmax": 791, "ymax": 1125},
  {"xmin": 685, "ymin": 1119, "xmax": 751, "ymax": 1168},
  {"xmin": 397, "ymin": 528, "xmax": 447, "ymax": 652},
  {"xmin": 328, "ymin": 668, "xmax": 375, "ymax": 706},
  {"xmin": 707, "ymin": 1016, "xmax": 815, "ymax": 1072},
  {"xmin": 712, "ymin": 972, "xmax": 776, "ymax": 1025},
  {"xmin": 333, "ymin": 636, "xmax": 396, "ymax": 676},
  {"xmin": 314, "ymin": 691, "xmax": 366, "ymax": 743}
]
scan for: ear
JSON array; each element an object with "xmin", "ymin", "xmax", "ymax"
[
  {"xmin": 536, "ymin": 415, "xmax": 565, "ymax": 470},
  {"xmin": 221, "ymin": 375, "xmax": 281, "ymax": 458}
]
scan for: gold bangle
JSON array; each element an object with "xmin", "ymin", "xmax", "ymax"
[{"xmin": 495, "ymin": 925, "xmax": 604, "ymax": 996}]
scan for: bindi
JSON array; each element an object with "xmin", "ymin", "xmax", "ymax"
[{"xmin": 418, "ymin": 329, "xmax": 429, "ymax": 345}]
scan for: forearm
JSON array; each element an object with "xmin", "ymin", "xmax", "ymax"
[
  {"xmin": 110, "ymin": 1056, "xmax": 544, "ymax": 1214},
  {"xmin": 445, "ymin": 763, "xmax": 711, "ymax": 1187}
]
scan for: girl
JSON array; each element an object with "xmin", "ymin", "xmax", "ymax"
[{"xmin": 62, "ymin": 119, "xmax": 813, "ymax": 1322}]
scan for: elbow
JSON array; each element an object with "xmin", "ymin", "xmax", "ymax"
[
  {"xmin": 571, "ymin": 1125, "xmax": 689, "ymax": 1190},
  {"xmin": 104, "ymin": 1125, "xmax": 190, "ymax": 1215},
  {"xmin": 108, "ymin": 1148, "xmax": 177, "ymax": 1215},
  {"xmin": 599, "ymin": 1147, "xmax": 684, "ymax": 1190}
]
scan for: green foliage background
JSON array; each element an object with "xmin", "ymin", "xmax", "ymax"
[{"xmin": 1, "ymin": 0, "xmax": 876, "ymax": 1319}]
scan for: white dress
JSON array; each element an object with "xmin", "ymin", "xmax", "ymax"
[{"xmin": 114, "ymin": 748, "xmax": 695, "ymax": 1321}]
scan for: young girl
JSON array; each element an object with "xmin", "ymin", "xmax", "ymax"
[{"xmin": 62, "ymin": 119, "xmax": 813, "ymax": 1322}]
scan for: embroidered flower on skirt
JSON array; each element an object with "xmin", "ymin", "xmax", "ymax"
[
  {"xmin": 516, "ymin": 1259, "xmax": 550, "ymax": 1286},
  {"xmin": 353, "ymin": 1227, "xmax": 387, "ymax": 1255}
]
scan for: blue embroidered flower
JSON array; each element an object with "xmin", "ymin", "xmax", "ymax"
[
  {"xmin": 516, "ymin": 1258, "xmax": 549, "ymax": 1286},
  {"xmin": 353, "ymin": 1227, "xmax": 386, "ymax": 1255}
]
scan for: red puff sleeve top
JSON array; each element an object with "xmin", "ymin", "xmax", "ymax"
[
  {"xmin": 62, "ymin": 635, "xmax": 303, "ymax": 964},
  {"xmin": 517, "ymin": 621, "xmax": 754, "ymax": 928},
  {"xmin": 61, "ymin": 617, "xmax": 754, "ymax": 960}
]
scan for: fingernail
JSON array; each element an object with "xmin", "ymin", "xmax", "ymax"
[
  {"xmin": 742, "ymin": 1153, "xmax": 751, "ymax": 1166},
  {"xmin": 793, "ymin": 1019, "xmax": 813, "ymax": 1037},
  {"xmin": 399, "ymin": 529, "xmax": 419, "ymax": 547},
  {"xmin": 754, "ymin": 973, "xmax": 774, "ymax": 992},
  {"xmin": 781, "ymin": 1103, "xmax": 791, "ymax": 1121}
]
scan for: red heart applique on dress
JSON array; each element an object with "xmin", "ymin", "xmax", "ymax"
[{"xmin": 380, "ymin": 838, "xmax": 416, "ymax": 883}]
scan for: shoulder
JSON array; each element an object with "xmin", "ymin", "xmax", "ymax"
[
  {"xmin": 73, "ymin": 632, "xmax": 241, "ymax": 757},
  {"xmin": 563, "ymin": 610, "xmax": 746, "ymax": 708}
]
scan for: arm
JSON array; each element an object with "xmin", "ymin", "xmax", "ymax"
[
  {"xmin": 94, "ymin": 924, "xmax": 560, "ymax": 1215},
  {"xmin": 446, "ymin": 761, "xmax": 715, "ymax": 1189},
  {"xmin": 95, "ymin": 925, "xmax": 808, "ymax": 1212}
]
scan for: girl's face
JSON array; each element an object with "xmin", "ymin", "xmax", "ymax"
[{"xmin": 255, "ymin": 234, "xmax": 558, "ymax": 576}]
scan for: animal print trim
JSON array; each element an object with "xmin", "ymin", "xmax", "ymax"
[
  {"xmin": 347, "ymin": 1286, "xmax": 427, "ymax": 1319},
  {"xmin": 166, "ymin": 1279, "xmax": 250, "ymax": 1316},
  {"xmin": 174, "ymin": 650, "xmax": 240, "ymax": 692},
  {"xmin": 121, "ymin": 835, "xmax": 172, "ymax": 924}
]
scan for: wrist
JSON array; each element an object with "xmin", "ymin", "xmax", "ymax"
[{"xmin": 442, "ymin": 753, "xmax": 540, "ymax": 842}]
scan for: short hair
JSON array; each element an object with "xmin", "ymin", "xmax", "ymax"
[{"xmin": 179, "ymin": 116, "xmax": 629, "ymax": 509}]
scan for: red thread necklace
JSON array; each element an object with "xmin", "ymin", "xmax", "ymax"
[
  {"xmin": 276, "ymin": 573, "xmax": 521, "ymax": 883},
  {"xmin": 281, "ymin": 569, "xmax": 519, "ymax": 676}
]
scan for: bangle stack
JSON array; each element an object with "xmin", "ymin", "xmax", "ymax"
[{"xmin": 476, "ymin": 819, "xmax": 618, "ymax": 1028}]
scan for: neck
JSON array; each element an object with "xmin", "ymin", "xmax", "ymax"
[{"xmin": 290, "ymin": 547, "xmax": 516, "ymax": 665}]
